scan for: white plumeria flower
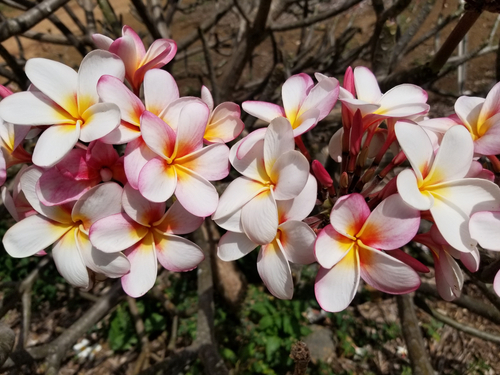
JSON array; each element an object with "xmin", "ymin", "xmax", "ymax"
[
  {"xmin": 212, "ymin": 117, "xmax": 310, "ymax": 245},
  {"xmin": 3, "ymin": 167, "xmax": 130, "ymax": 289},
  {"xmin": 217, "ymin": 174, "xmax": 317, "ymax": 299},
  {"xmin": 395, "ymin": 121, "xmax": 500, "ymax": 252},
  {"xmin": 0, "ymin": 51, "xmax": 125, "ymax": 167}
]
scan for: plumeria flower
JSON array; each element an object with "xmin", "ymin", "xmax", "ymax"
[
  {"xmin": 470, "ymin": 211, "xmax": 500, "ymax": 296},
  {"xmin": 212, "ymin": 117, "xmax": 310, "ymax": 245},
  {"xmin": 454, "ymin": 81, "xmax": 500, "ymax": 155},
  {"xmin": 0, "ymin": 51, "xmax": 125, "ymax": 167},
  {"xmin": 36, "ymin": 141, "xmax": 125, "ymax": 206},
  {"xmin": 315, "ymin": 193, "xmax": 421, "ymax": 312},
  {"xmin": 200, "ymin": 86, "xmax": 244, "ymax": 144},
  {"xmin": 89, "ymin": 183, "xmax": 205, "ymax": 297},
  {"xmin": 414, "ymin": 225, "xmax": 479, "ymax": 301},
  {"xmin": 0, "ymin": 117, "xmax": 31, "ymax": 186},
  {"xmin": 136, "ymin": 101, "xmax": 230, "ymax": 217},
  {"xmin": 3, "ymin": 168, "xmax": 130, "ymax": 289},
  {"xmin": 395, "ymin": 121, "xmax": 500, "ymax": 252},
  {"xmin": 97, "ymin": 68, "xmax": 179, "ymax": 144},
  {"xmin": 93, "ymin": 26, "xmax": 177, "ymax": 94},
  {"xmin": 236, "ymin": 73, "xmax": 339, "ymax": 160},
  {"xmin": 218, "ymin": 174, "xmax": 317, "ymax": 299}
]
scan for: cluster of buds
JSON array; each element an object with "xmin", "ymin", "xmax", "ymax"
[{"xmin": 2, "ymin": 26, "xmax": 500, "ymax": 312}]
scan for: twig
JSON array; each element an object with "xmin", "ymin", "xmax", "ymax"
[
  {"xmin": 0, "ymin": 43, "xmax": 28, "ymax": 89},
  {"xmin": 138, "ymin": 344, "xmax": 199, "ymax": 375},
  {"xmin": 63, "ymin": 3, "xmax": 86, "ymax": 34},
  {"xmin": 418, "ymin": 282, "xmax": 500, "ymax": 325},
  {"xmin": 128, "ymin": 296, "xmax": 151, "ymax": 374},
  {"xmin": 415, "ymin": 296, "xmax": 500, "ymax": 344},
  {"xmin": 151, "ymin": 0, "xmax": 169, "ymax": 38},
  {"xmin": 79, "ymin": 0, "xmax": 97, "ymax": 36},
  {"xmin": 97, "ymin": 0, "xmax": 121, "ymax": 37},
  {"xmin": 396, "ymin": 294, "xmax": 434, "ymax": 375},
  {"xmin": 131, "ymin": 0, "xmax": 162, "ymax": 40},
  {"xmin": 198, "ymin": 27, "xmax": 219, "ymax": 105},
  {"xmin": 20, "ymin": 30, "xmax": 92, "ymax": 45},
  {"xmin": 0, "ymin": 0, "xmax": 71, "ymax": 42}
]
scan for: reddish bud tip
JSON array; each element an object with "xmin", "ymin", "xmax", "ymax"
[{"xmin": 312, "ymin": 160, "xmax": 333, "ymax": 188}]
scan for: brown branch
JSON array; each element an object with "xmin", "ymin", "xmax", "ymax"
[
  {"xmin": 418, "ymin": 282, "xmax": 500, "ymax": 325},
  {"xmin": 415, "ymin": 296, "xmax": 500, "ymax": 344},
  {"xmin": 198, "ymin": 27, "xmax": 219, "ymax": 105},
  {"xmin": 138, "ymin": 345, "xmax": 199, "ymax": 375},
  {"xmin": 21, "ymin": 30, "xmax": 92, "ymax": 45},
  {"xmin": 78, "ymin": 0, "xmax": 97, "ymax": 36},
  {"xmin": 131, "ymin": 0, "xmax": 162, "ymax": 40},
  {"xmin": 0, "ymin": 0, "xmax": 71, "ymax": 42},
  {"xmin": 269, "ymin": 0, "xmax": 362, "ymax": 31},
  {"xmin": 63, "ymin": 3, "xmax": 86, "ymax": 34},
  {"xmin": 128, "ymin": 296, "xmax": 151, "ymax": 374},
  {"xmin": 396, "ymin": 294, "xmax": 434, "ymax": 375},
  {"xmin": 0, "ymin": 43, "xmax": 28, "ymax": 89},
  {"xmin": 151, "ymin": 0, "xmax": 169, "ymax": 38}
]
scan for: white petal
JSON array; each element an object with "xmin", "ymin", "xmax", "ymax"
[
  {"xmin": 241, "ymin": 189, "xmax": 278, "ymax": 245},
  {"xmin": 278, "ymin": 220, "xmax": 316, "ymax": 264},
  {"xmin": 217, "ymin": 231, "xmax": 257, "ymax": 261},
  {"xmin": 257, "ymin": 240, "xmax": 294, "ymax": 299}
]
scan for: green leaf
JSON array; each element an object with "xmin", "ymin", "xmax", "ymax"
[
  {"xmin": 265, "ymin": 336, "xmax": 281, "ymax": 361},
  {"xmin": 221, "ymin": 347, "xmax": 238, "ymax": 364},
  {"xmin": 258, "ymin": 315, "xmax": 274, "ymax": 330},
  {"xmin": 107, "ymin": 305, "xmax": 137, "ymax": 351}
]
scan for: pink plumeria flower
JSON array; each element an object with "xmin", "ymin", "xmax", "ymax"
[
  {"xmin": 314, "ymin": 193, "xmax": 421, "ymax": 312},
  {"xmin": 454, "ymin": 81, "xmax": 500, "ymax": 155},
  {"xmin": 395, "ymin": 121, "xmax": 500, "ymax": 252},
  {"xmin": 470, "ymin": 211, "xmax": 500, "ymax": 296},
  {"xmin": 414, "ymin": 225, "xmax": 479, "ymax": 301},
  {"xmin": 89, "ymin": 183, "xmax": 204, "ymax": 297},
  {"xmin": 0, "ymin": 51, "xmax": 125, "ymax": 167},
  {"xmin": 93, "ymin": 26, "xmax": 177, "ymax": 94},
  {"xmin": 135, "ymin": 101, "xmax": 230, "ymax": 217},
  {"xmin": 36, "ymin": 141, "xmax": 125, "ymax": 206},
  {"xmin": 212, "ymin": 117, "xmax": 310, "ymax": 245},
  {"xmin": 3, "ymin": 167, "xmax": 130, "ymax": 289},
  {"xmin": 97, "ymin": 68, "xmax": 179, "ymax": 144},
  {"xmin": 200, "ymin": 86, "xmax": 244, "ymax": 144},
  {"xmin": 218, "ymin": 174, "xmax": 317, "ymax": 299}
]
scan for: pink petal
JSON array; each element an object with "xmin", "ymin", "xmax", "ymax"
[
  {"xmin": 101, "ymin": 122, "xmax": 141, "ymax": 144},
  {"xmin": 121, "ymin": 233, "xmax": 157, "ymax": 297},
  {"xmin": 257, "ymin": 240, "xmax": 294, "ymax": 299},
  {"xmin": 303, "ymin": 73, "xmax": 339, "ymax": 121},
  {"xmin": 3, "ymin": 214, "xmax": 71, "ymax": 257},
  {"xmin": 122, "ymin": 182, "xmax": 166, "ymax": 226},
  {"xmin": 358, "ymin": 193, "xmax": 420, "ymax": 250},
  {"xmin": 315, "ymin": 224, "xmax": 354, "ymax": 269},
  {"xmin": 172, "ymin": 99, "xmax": 210, "ymax": 158},
  {"xmin": 90, "ymin": 213, "xmax": 148, "ymax": 253},
  {"xmin": 97, "ymin": 75, "xmax": 144, "ymax": 126},
  {"xmin": 433, "ymin": 248, "xmax": 463, "ymax": 301},
  {"xmin": 264, "ymin": 117, "xmax": 295, "ymax": 175},
  {"xmin": 278, "ymin": 220, "xmax": 316, "ymax": 264},
  {"xmin": 134, "ymin": 39, "xmax": 176, "ymax": 85},
  {"xmin": 52, "ymin": 227, "xmax": 90, "ymax": 289},
  {"xmin": 140, "ymin": 111, "xmax": 176, "ymax": 160},
  {"xmin": 241, "ymin": 101, "xmax": 285, "ymax": 123},
  {"xmin": 174, "ymin": 166, "xmax": 219, "ymax": 217},
  {"xmin": 385, "ymin": 249, "xmax": 429, "ymax": 273},
  {"xmin": 479, "ymin": 81, "xmax": 500, "ymax": 124},
  {"xmin": 92, "ymin": 33, "xmax": 113, "ymax": 50},
  {"xmin": 217, "ymin": 231, "xmax": 257, "ymax": 261},
  {"xmin": 138, "ymin": 158, "xmax": 177, "ymax": 203},
  {"xmin": 474, "ymin": 114, "xmax": 500, "ymax": 155},
  {"xmin": 124, "ymin": 137, "xmax": 158, "ymax": 189},
  {"xmin": 454, "ymin": 96, "xmax": 483, "ymax": 131},
  {"xmin": 235, "ymin": 128, "xmax": 267, "ymax": 159},
  {"xmin": 358, "ymin": 245, "xmax": 420, "ymax": 293},
  {"xmin": 154, "ymin": 200, "xmax": 204, "ymax": 235},
  {"xmin": 154, "ymin": 233, "xmax": 204, "ymax": 272},
  {"xmin": 229, "ymin": 138, "xmax": 268, "ymax": 183},
  {"xmin": 330, "ymin": 193, "xmax": 370, "ymax": 238},
  {"xmin": 37, "ymin": 168, "xmax": 95, "ymax": 206},
  {"xmin": 25, "ymin": 58, "xmax": 78, "ymax": 117},
  {"xmin": 315, "ymin": 249, "xmax": 360, "ymax": 312},
  {"xmin": 291, "ymin": 108, "xmax": 320, "ymax": 136}
]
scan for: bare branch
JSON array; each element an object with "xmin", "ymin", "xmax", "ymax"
[
  {"xmin": 131, "ymin": 0, "xmax": 162, "ymax": 40},
  {"xmin": 0, "ymin": 0, "xmax": 71, "ymax": 42},
  {"xmin": 198, "ymin": 27, "xmax": 219, "ymax": 105},
  {"xmin": 151, "ymin": 0, "xmax": 169, "ymax": 38},
  {"xmin": 397, "ymin": 294, "xmax": 434, "ymax": 375},
  {"xmin": 128, "ymin": 296, "xmax": 151, "ymax": 374}
]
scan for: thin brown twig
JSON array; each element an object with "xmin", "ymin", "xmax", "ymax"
[{"xmin": 128, "ymin": 296, "xmax": 151, "ymax": 374}]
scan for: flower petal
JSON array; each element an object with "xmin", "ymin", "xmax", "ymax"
[
  {"xmin": 80, "ymin": 103, "xmax": 121, "ymax": 142},
  {"xmin": 138, "ymin": 158, "xmax": 177, "ymax": 203},
  {"xmin": 124, "ymin": 137, "xmax": 157, "ymax": 189},
  {"xmin": 470, "ymin": 210, "xmax": 500, "ymax": 251},
  {"xmin": 154, "ymin": 200, "xmax": 204, "ymax": 235},
  {"xmin": 144, "ymin": 69, "xmax": 179, "ymax": 114},
  {"xmin": 270, "ymin": 150, "xmax": 309, "ymax": 200},
  {"xmin": 174, "ymin": 166, "xmax": 219, "ymax": 217},
  {"xmin": 315, "ymin": 249, "xmax": 360, "ymax": 312},
  {"xmin": 121, "ymin": 233, "xmax": 157, "ymax": 297},
  {"xmin": 353, "ymin": 66, "xmax": 382, "ymax": 103},
  {"xmin": 257, "ymin": 240, "xmax": 294, "ymax": 299},
  {"xmin": 330, "ymin": 193, "xmax": 370, "ymax": 238},
  {"xmin": 454, "ymin": 95, "xmax": 483, "ymax": 131},
  {"xmin": 396, "ymin": 169, "xmax": 434, "ymax": 211},
  {"xmin": 315, "ymin": 224, "xmax": 354, "ymax": 269},
  {"xmin": 176, "ymin": 143, "xmax": 229, "ymax": 181},
  {"xmin": 282, "ymin": 73, "xmax": 313, "ymax": 121},
  {"xmin": 122, "ymin": 182, "xmax": 166, "ymax": 226},
  {"xmin": 278, "ymin": 220, "xmax": 316, "ymax": 264},
  {"xmin": 241, "ymin": 189, "xmax": 278, "ymax": 245},
  {"xmin": 217, "ymin": 231, "xmax": 257, "ymax": 261},
  {"xmin": 3, "ymin": 214, "xmax": 71, "ymax": 257},
  {"xmin": 264, "ymin": 117, "xmax": 295, "ymax": 176},
  {"xmin": 172, "ymin": 99, "xmax": 209, "ymax": 158},
  {"xmin": 90, "ymin": 213, "xmax": 148, "ymax": 252},
  {"xmin": 155, "ymin": 233, "xmax": 204, "ymax": 272},
  {"xmin": 241, "ymin": 101, "xmax": 285, "ymax": 123},
  {"xmin": 140, "ymin": 110, "xmax": 176, "ymax": 159},
  {"xmin": 377, "ymin": 84, "xmax": 429, "ymax": 117},
  {"xmin": 358, "ymin": 245, "xmax": 420, "ymax": 294},
  {"xmin": 229, "ymin": 138, "xmax": 268, "ymax": 182},
  {"xmin": 277, "ymin": 173, "xmax": 317, "ymax": 222},
  {"xmin": 33, "ymin": 124, "xmax": 80, "ymax": 167},
  {"xmin": 52, "ymin": 228, "xmax": 90, "ymax": 289}
]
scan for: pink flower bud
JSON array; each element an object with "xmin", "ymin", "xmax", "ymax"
[{"xmin": 311, "ymin": 160, "xmax": 332, "ymax": 188}]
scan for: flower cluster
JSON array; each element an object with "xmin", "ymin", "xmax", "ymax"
[{"xmin": 2, "ymin": 26, "xmax": 500, "ymax": 311}]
